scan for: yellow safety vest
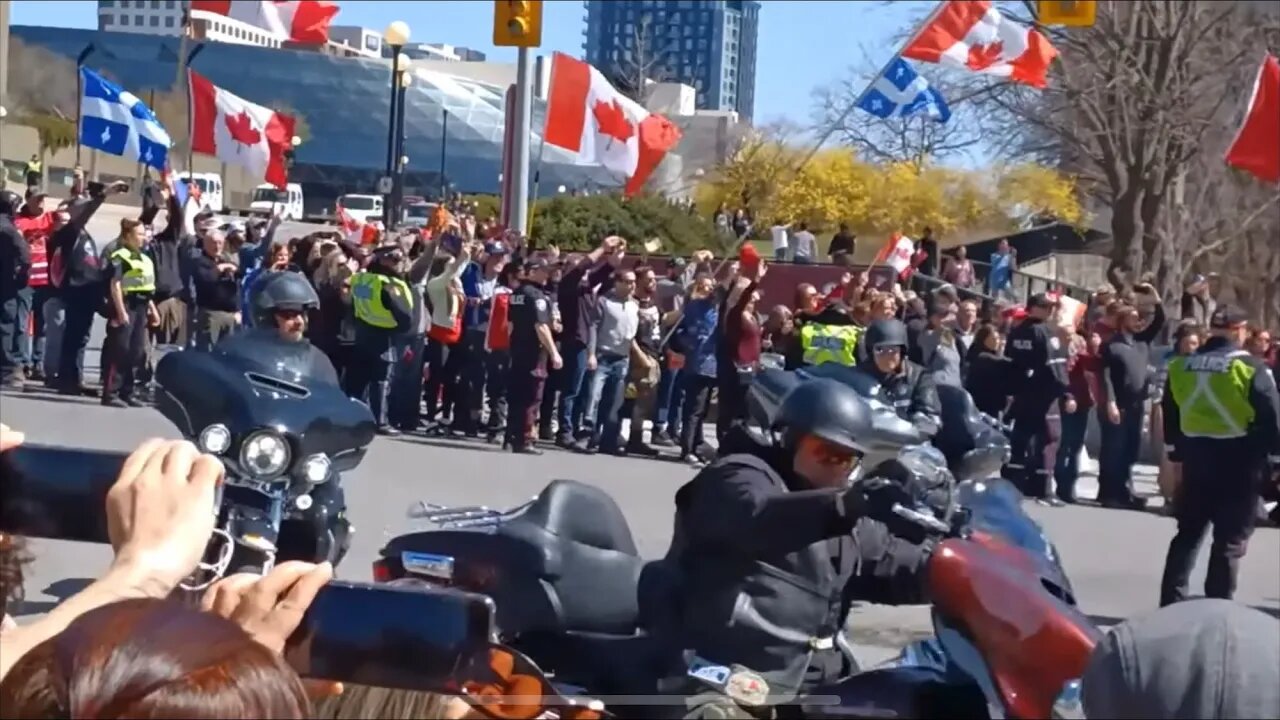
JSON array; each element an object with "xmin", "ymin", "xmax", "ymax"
[
  {"xmin": 25, "ymin": 160, "xmax": 42, "ymax": 174},
  {"xmin": 351, "ymin": 271, "xmax": 413, "ymax": 329},
  {"xmin": 1167, "ymin": 350, "xmax": 1258, "ymax": 440},
  {"xmin": 800, "ymin": 323, "xmax": 861, "ymax": 366},
  {"xmin": 110, "ymin": 247, "xmax": 156, "ymax": 295}
]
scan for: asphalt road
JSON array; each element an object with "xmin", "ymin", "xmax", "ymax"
[{"xmin": 1, "ymin": 203, "xmax": 1277, "ymax": 667}]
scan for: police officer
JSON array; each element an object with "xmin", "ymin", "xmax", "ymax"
[
  {"xmin": 659, "ymin": 379, "xmax": 933, "ymax": 718},
  {"xmin": 345, "ymin": 244, "xmax": 415, "ymax": 435},
  {"xmin": 794, "ymin": 301, "xmax": 861, "ymax": 369},
  {"xmin": 505, "ymin": 256, "xmax": 562, "ymax": 454},
  {"xmin": 856, "ymin": 318, "xmax": 942, "ymax": 435},
  {"xmin": 102, "ymin": 218, "xmax": 158, "ymax": 407},
  {"xmin": 1159, "ymin": 305, "xmax": 1280, "ymax": 606},
  {"xmin": 1004, "ymin": 293, "xmax": 1073, "ymax": 504}
]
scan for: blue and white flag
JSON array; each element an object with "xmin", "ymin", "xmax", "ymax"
[
  {"xmin": 856, "ymin": 57, "xmax": 952, "ymax": 124},
  {"xmin": 79, "ymin": 67, "xmax": 171, "ymax": 171}
]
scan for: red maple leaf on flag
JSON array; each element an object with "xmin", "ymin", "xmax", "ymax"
[
  {"xmin": 592, "ymin": 99, "xmax": 634, "ymax": 144},
  {"xmin": 966, "ymin": 41, "xmax": 1004, "ymax": 71},
  {"xmin": 225, "ymin": 110, "xmax": 261, "ymax": 149}
]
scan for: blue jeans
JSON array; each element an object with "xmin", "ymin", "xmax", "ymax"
[
  {"xmin": 1098, "ymin": 401, "xmax": 1144, "ymax": 502},
  {"xmin": 22, "ymin": 286, "xmax": 52, "ymax": 370},
  {"xmin": 587, "ymin": 353, "xmax": 629, "ymax": 451},
  {"xmin": 0, "ymin": 289, "xmax": 32, "ymax": 381},
  {"xmin": 654, "ymin": 364, "xmax": 685, "ymax": 434},
  {"xmin": 1054, "ymin": 406, "xmax": 1090, "ymax": 499},
  {"xmin": 556, "ymin": 340, "xmax": 589, "ymax": 440}
]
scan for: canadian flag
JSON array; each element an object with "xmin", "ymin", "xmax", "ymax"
[
  {"xmin": 873, "ymin": 233, "xmax": 917, "ymax": 277},
  {"xmin": 189, "ymin": 0, "xmax": 338, "ymax": 44},
  {"xmin": 1225, "ymin": 53, "xmax": 1280, "ymax": 185},
  {"xmin": 189, "ymin": 70, "xmax": 295, "ymax": 189},
  {"xmin": 903, "ymin": 0, "xmax": 1058, "ymax": 89},
  {"xmin": 543, "ymin": 53, "xmax": 683, "ymax": 196},
  {"xmin": 335, "ymin": 202, "xmax": 382, "ymax": 246}
]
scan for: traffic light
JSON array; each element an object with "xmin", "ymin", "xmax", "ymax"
[
  {"xmin": 1037, "ymin": 0, "xmax": 1097, "ymax": 27},
  {"xmin": 493, "ymin": 0, "xmax": 543, "ymax": 48}
]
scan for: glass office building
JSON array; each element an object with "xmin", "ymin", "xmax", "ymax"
[
  {"xmin": 583, "ymin": 0, "xmax": 759, "ymax": 121},
  {"xmin": 13, "ymin": 25, "xmax": 609, "ymax": 209}
]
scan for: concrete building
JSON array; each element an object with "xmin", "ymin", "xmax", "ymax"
[{"xmin": 583, "ymin": 0, "xmax": 760, "ymax": 122}]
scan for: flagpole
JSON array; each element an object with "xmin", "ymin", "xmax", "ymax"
[
  {"xmin": 172, "ymin": 12, "xmax": 190, "ymax": 174},
  {"xmin": 184, "ymin": 44, "xmax": 206, "ymax": 178},
  {"xmin": 525, "ymin": 133, "xmax": 548, "ymax": 237},
  {"xmin": 793, "ymin": 0, "xmax": 947, "ymax": 173},
  {"xmin": 74, "ymin": 44, "xmax": 96, "ymax": 167}
]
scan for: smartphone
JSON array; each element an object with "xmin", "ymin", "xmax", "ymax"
[
  {"xmin": 284, "ymin": 580, "xmax": 496, "ymax": 691},
  {"xmin": 0, "ymin": 444, "xmax": 127, "ymax": 544}
]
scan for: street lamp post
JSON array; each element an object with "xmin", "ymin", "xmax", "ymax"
[
  {"xmin": 382, "ymin": 20, "xmax": 410, "ymax": 228},
  {"xmin": 392, "ymin": 67, "xmax": 412, "ymax": 231}
]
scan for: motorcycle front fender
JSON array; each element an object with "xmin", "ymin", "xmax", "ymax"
[{"xmin": 800, "ymin": 665, "xmax": 990, "ymax": 719}]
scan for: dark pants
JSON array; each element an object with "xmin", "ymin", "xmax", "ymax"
[
  {"xmin": 1008, "ymin": 393, "xmax": 1056, "ymax": 499},
  {"xmin": 195, "ymin": 308, "xmax": 238, "ymax": 351},
  {"xmin": 680, "ymin": 374, "xmax": 717, "ymax": 456},
  {"xmin": 424, "ymin": 339, "xmax": 466, "ymax": 423},
  {"xmin": 102, "ymin": 302, "xmax": 150, "ymax": 402},
  {"xmin": 485, "ymin": 349, "xmax": 510, "ymax": 434},
  {"xmin": 505, "ymin": 357, "xmax": 546, "ymax": 450},
  {"xmin": 539, "ymin": 355, "xmax": 561, "ymax": 437},
  {"xmin": 344, "ymin": 345, "xmax": 392, "ymax": 427},
  {"xmin": 556, "ymin": 339, "xmax": 589, "ymax": 441},
  {"xmin": 1159, "ymin": 454, "xmax": 1264, "ymax": 606},
  {"xmin": 24, "ymin": 286, "xmax": 53, "ymax": 372},
  {"xmin": 715, "ymin": 368, "xmax": 749, "ymax": 441},
  {"xmin": 389, "ymin": 335, "xmax": 426, "ymax": 430},
  {"xmin": 587, "ymin": 353, "xmax": 629, "ymax": 452},
  {"xmin": 654, "ymin": 362, "xmax": 685, "ymax": 437},
  {"xmin": 0, "ymin": 289, "xmax": 32, "ymax": 382},
  {"xmin": 458, "ymin": 332, "xmax": 493, "ymax": 433},
  {"xmin": 1054, "ymin": 405, "xmax": 1090, "ymax": 501},
  {"xmin": 58, "ymin": 286, "xmax": 98, "ymax": 390},
  {"xmin": 1097, "ymin": 401, "xmax": 1145, "ymax": 502}
]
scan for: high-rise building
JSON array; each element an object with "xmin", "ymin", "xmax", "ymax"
[
  {"xmin": 97, "ymin": 0, "xmax": 186, "ymax": 36},
  {"xmin": 583, "ymin": 0, "xmax": 759, "ymax": 121}
]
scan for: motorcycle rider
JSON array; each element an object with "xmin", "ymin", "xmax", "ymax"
[
  {"xmin": 659, "ymin": 378, "xmax": 935, "ymax": 718},
  {"xmin": 227, "ymin": 270, "xmax": 353, "ymax": 564},
  {"xmin": 856, "ymin": 318, "xmax": 942, "ymax": 436}
]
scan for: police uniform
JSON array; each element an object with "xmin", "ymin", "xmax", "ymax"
[
  {"xmin": 102, "ymin": 245, "xmax": 155, "ymax": 405},
  {"xmin": 799, "ymin": 322, "xmax": 861, "ymax": 367},
  {"xmin": 345, "ymin": 268, "xmax": 414, "ymax": 432},
  {"xmin": 1004, "ymin": 295, "xmax": 1071, "ymax": 500},
  {"xmin": 505, "ymin": 276, "xmax": 552, "ymax": 453},
  {"xmin": 1159, "ymin": 306, "xmax": 1280, "ymax": 606}
]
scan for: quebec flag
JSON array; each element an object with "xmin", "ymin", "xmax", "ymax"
[
  {"xmin": 79, "ymin": 67, "xmax": 171, "ymax": 171},
  {"xmin": 856, "ymin": 57, "xmax": 952, "ymax": 124}
]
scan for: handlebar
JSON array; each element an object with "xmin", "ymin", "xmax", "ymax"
[{"xmin": 890, "ymin": 502, "xmax": 953, "ymax": 536}]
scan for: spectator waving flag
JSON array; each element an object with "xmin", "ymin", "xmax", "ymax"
[
  {"xmin": 857, "ymin": 57, "xmax": 952, "ymax": 123},
  {"xmin": 79, "ymin": 67, "xmax": 171, "ymax": 171}
]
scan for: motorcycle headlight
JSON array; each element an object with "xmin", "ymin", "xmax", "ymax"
[
  {"xmin": 302, "ymin": 454, "xmax": 331, "ymax": 484},
  {"xmin": 199, "ymin": 424, "xmax": 232, "ymax": 455},
  {"xmin": 239, "ymin": 431, "xmax": 292, "ymax": 478}
]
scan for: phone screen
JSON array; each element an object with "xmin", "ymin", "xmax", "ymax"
[
  {"xmin": 0, "ymin": 445, "xmax": 126, "ymax": 544},
  {"xmin": 284, "ymin": 581, "xmax": 495, "ymax": 691}
]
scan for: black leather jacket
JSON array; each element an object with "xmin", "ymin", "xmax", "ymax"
[
  {"xmin": 857, "ymin": 358, "xmax": 943, "ymax": 434},
  {"xmin": 661, "ymin": 430, "xmax": 930, "ymax": 701}
]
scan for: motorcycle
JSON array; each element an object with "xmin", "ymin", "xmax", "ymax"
[{"xmin": 154, "ymin": 329, "xmax": 376, "ymax": 583}]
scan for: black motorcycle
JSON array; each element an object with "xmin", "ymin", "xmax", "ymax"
[{"xmin": 155, "ymin": 329, "xmax": 376, "ymax": 582}]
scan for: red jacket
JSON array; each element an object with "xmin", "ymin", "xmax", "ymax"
[{"xmin": 14, "ymin": 212, "xmax": 54, "ymax": 288}]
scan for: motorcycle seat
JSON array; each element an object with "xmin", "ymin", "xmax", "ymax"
[{"xmin": 501, "ymin": 480, "xmax": 644, "ymax": 635}]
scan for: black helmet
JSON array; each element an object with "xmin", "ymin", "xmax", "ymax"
[
  {"xmin": 249, "ymin": 270, "xmax": 319, "ymax": 328},
  {"xmin": 0, "ymin": 190, "xmax": 22, "ymax": 217},
  {"xmin": 865, "ymin": 318, "xmax": 909, "ymax": 350},
  {"xmin": 772, "ymin": 378, "xmax": 875, "ymax": 454}
]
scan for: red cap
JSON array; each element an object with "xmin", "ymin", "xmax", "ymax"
[{"xmin": 739, "ymin": 243, "xmax": 760, "ymax": 271}]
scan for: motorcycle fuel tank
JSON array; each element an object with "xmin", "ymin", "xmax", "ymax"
[
  {"xmin": 927, "ymin": 531, "xmax": 1101, "ymax": 720},
  {"xmin": 155, "ymin": 330, "xmax": 376, "ymax": 469}
]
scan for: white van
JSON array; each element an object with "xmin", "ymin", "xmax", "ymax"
[
  {"xmin": 338, "ymin": 193, "xmax": 383, "ymax": 224},
  {"xmin": 249, "ymin": 183, "xmax": 304, "ymax": 220},
  {"xmin": 179, "ymin": 172, "xmax": 224, "ymax": 213}
]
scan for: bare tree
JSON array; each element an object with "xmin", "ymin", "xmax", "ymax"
[
  {"xmin": 6, "ymin": 39, "xmax": 79, "ymax": 117},
  {"xmin": 606, "ymin": 12, "xmax": 683, "ymax": 106},
  {"xmin": 985, "ymin": 0, "xmax": 1280, "ymax": 298}
]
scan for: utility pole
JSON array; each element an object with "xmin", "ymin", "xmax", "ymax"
[{"xmin": 0, "ymin": 0, "xmax": 11, "ymax": 155}]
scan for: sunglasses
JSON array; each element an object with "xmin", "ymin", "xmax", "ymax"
[
  {"xmin": 451, "ymin": 644, "xmax": 609, "ymax": 719},
  {"xmin": 873, "ymin": 346, "xmax": 902, "ymax": 356},
  {"xmin": 799, "ymin": 435, "xmax": 860, "ymax": 468}
]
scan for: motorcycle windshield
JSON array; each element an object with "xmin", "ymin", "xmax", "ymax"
[
  {"xmin": 155, "ymin": 331, "xmax": 375, "ymax": 465},
  {"xmin": 934, "ymin": 384, "xmax": 1010, "ymax": 475},
  {"xmin": 955, "ymin": 479, "xmax": 1074, "ymax": 599}
]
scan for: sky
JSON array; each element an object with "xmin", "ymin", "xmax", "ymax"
[{"xmin": 8, "ymin": 0, "xmax": 930, "ymax": 128}]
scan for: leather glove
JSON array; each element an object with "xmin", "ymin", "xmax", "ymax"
[{"xmin": 842, "ymin": 478, "xmax": 931, "ymax": 545}]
